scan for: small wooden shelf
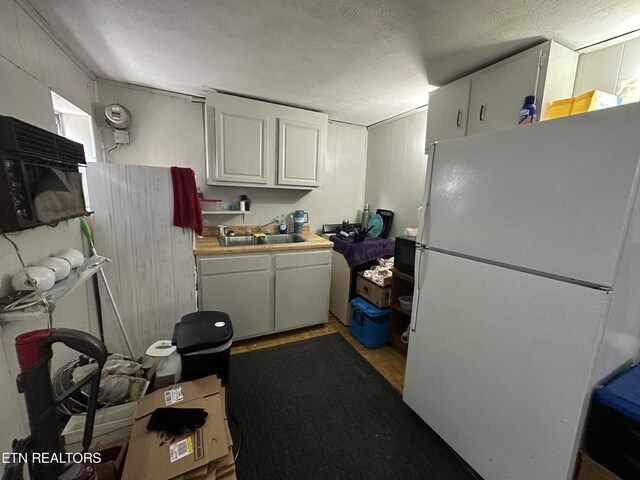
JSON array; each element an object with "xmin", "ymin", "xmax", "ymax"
[
  {"xmin": 201, "ymin": 211, "xmax": 252, "ymax": 215},
  {"xmin": 388, "ymin": 268, "xmax": 414, "ymax": 353},
  {"xmin": 391, "ymin": 304, "xmax": 412, "ymax": 316}
]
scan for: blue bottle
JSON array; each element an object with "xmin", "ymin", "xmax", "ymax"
[{"xmin": 519, "ymin": 95, "xmax": 536, "ymax": 125}]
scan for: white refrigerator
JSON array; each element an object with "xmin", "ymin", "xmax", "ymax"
[{"xmin": 403, "ymin": 102, "xmax": 640, "ymax": 480}]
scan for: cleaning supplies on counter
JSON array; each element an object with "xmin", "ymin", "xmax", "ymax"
[
  {"xmin": 286, "ymin": 212, "xmax": 294, "ymax": 233},
  {"xmin": 361, "ymin": 204, "xmax": 371, "ymax": 229},
  {"xmin": 278, "ymin": 214, "xmax": 287, "ymax": 234},
  {"xmin": 518, "ymin": 95, "xmax": 536, "ymax": 124}
]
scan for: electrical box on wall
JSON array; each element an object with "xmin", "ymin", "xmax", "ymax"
[{"xmin": 113, "ymin": 130, "xmax": 130, "ymax": 144}]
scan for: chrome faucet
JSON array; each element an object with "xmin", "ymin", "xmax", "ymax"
[
  {"xmin": 218, "ymin": 225, "xmax": 227, "ymax": 236},
  {"xmin": 257, "ymin": 218, "xmax": 279, "ymax": 233}
]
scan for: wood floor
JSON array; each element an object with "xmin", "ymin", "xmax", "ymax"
[{"xmin": 231, "ymin": 314, "xmax": 407, "ymax": 392}]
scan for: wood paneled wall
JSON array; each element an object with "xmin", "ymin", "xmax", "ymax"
[
  {"xmin": 574, "ymin": 34, "xmax": 640, "ymax": 97},
  {"xmin": 94, "ymin": 80, "xmax": 369, "ymax": 231},
  {"xmin": 365, "ymin": 109, "xmax": 428, "ymax": 238},
  {"xmin": 87, "ymin": 163, "xmax": 197, "ymax": 357},
  {"xmin": 0, "ymin": 0, "xmax": 97, "ymax": 453}
]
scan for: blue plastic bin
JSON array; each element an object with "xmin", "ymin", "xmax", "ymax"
[
  {"xmin": 349, "ymin": 297, "xmax": 390, "ymax": 348},
  {"xmin": 585, "ymin": 364, "xmax": 640, "ymax": 478}
]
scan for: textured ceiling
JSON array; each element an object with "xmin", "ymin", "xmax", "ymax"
[{"xmin": 28, "ymin": 0, "xmax": 640, "ymax": 125}]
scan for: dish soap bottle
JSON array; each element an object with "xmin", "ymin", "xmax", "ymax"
[
  {"xmin": 361, "ymin": 204, "xmax": 371, "ymax": 229},
  {"xmin": 518, "ymin": 95, "xmax": 536, "ymax": 125},
  {"xmin": 286, "ymin": 212, "xmax": 294, "ymax": 234}
]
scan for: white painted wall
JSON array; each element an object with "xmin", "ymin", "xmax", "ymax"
[
  {"xmin": 94, "ymin": 80, "xmax": 369, "ymax": 231},
  {"xmin": 0, "ymin": 0, "xmax": 97, "ymax": 453},
  {"xmin": 364, "ymin": 108, "xmax": 428, "ymax": 239},
  {"xmin": 574, "ymin": 34, "xmax": 640, "ymax": 100}
]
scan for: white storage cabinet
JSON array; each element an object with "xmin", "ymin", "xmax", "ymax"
[
  {"xmin": 198, "ymin": 254, "xmax": 272, "ymax": 339},
  {"xmin": 197, "ymin": 249, "xmax": 331, "ymax": 340},
  {"xmin": 426, "ymin": 40, "xmax": 579, "ymax": 151},
  {"xmin": 274, "ymin": 251, "xmax": 331, "ymax": 332},
  {"xmin": 206, "ymin": 92, "xmax": 327, "ymax": 189}
]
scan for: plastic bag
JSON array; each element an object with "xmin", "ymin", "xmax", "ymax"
[{"xmin": 73, "ymin": 353, "xmax": 145, "ymax": 406}]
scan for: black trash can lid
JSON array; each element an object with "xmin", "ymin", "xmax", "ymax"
[{"xmin": 172, "ymin": 311, "xmax": 234, "ymax": 354}]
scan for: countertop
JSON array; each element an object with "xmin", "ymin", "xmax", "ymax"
[{"xmin": 194, "ymin": 233, "xmax": 333, "ymax": 256}]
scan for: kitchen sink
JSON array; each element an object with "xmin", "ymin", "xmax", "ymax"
[
  {"xmin": 218, "ymin": 235, "xmax": 256, "ymax": 247},
  {"xmin": 260, "ymin": 234, "xmax": 308, "ymax": 244},
  {"xmin": 218, "ymin": 233, "xmax": 308, "ymax": 247}
]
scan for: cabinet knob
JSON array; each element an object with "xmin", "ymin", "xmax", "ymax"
[
  {"xmin": 479, "ymin": 104, "xmax": 486, "ymax": 123},
  {"xmin": 456, "ymin": 109, "xmax": 462, "ymax": 128}
]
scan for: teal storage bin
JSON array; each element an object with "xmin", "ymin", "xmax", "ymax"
[{"xmin": 349, "ymin": 297, "xmax": 390, "ymax": 348}]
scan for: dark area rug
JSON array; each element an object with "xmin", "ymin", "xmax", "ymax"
[{"xmin": 227, "ymin": 333, "xmax": 479, "ymax": 480}]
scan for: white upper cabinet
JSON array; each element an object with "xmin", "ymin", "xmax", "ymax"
[
  {"xmin": 277, "ymin": 118, "xmax": 322, "ymax": 187},
  {"xmin": 425, "ymin": 78, "xmax": 472, "ymax": 148},
  {"xmin": 466, "ymin": 48, "xmax": 542, "ymax": 136},
  {"xmin": 426, "ymin": 40, "xmax": 579, "ymax": 149},
  {"xmin": 214, "ymin": 103, "xmax": 269, "ymax": 184},
  {"xmin": 206, "ymin": 92, "xmax": 328, "ymax": 189}
]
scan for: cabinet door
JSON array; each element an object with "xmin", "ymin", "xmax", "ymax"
[
  {"xmin": 467, "ymin": 48, "xmax": 542, "ymax": 136},
  {"xmin": 425, "ymin": 78, "xmax": 471, "ymax": 149},
  {"xmin": 200, "ymin": 270, "xmax": 272, "ymax": 339},
  {"xmin": 277, "ymin": 118, "xmax": 322, "ymax": 187},
  {"xmin": 275, "ymin": 264, "xmax": 330, "ymax": 331},
  {"xmin": 209, "ymin": 104, "xmax": 269, "ymax": 184}
]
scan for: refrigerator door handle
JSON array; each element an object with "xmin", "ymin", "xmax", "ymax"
[
  {"xmin": 417, "ymin": 143, "xmax": 436, "ymax": 247},
  {"xmin": 411, "ymin": 248, "xmax": 424, "ymax": 332}
]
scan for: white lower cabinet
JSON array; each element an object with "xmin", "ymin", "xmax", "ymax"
[
  {"xmin": 274, "ymin": 252, "xmax": 331, "ymax": 332},
  {"xmin": 197, "ymin": 249, "xmax": 331, "ymax": 340},
  {"xmin": 198, "ymin": 254, "xmax": 272, "ymax": 339}
]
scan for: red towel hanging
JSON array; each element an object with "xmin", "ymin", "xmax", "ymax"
[{"xmin": 170, "ymin": 166, "xmax": 203, "ymax": 236}]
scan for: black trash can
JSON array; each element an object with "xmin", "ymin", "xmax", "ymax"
[{"xmin": 172, "ymin": 311, "xmax": 234, "ymax": 385}]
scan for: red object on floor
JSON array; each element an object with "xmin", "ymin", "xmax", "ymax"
[{"xmin": 170, "ymin": 167, "xmax": 203, "ymax": 236}]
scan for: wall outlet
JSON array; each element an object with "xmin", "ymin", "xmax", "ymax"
[{"xmin": 113, "ymin": 129, "xmax": 130, "ymax": 144}]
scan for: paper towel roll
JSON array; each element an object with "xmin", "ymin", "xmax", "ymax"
[
  {"xmin": 37, "ymin": 257, "xmax": 71, "ymax": 281},
  {"xmin": 12, "ymin": 266, "xmax": 56, "ymax": 292},
  {"xmin": 56, "ymin": 248, "xmax": 84, "ymax": 269}
]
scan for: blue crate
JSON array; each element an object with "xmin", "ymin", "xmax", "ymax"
[{"xmin": 349, "ymin": 297, "xmax": 390, "ymax": 348}]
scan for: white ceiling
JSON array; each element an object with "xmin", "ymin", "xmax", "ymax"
[{"xmin": 28, "ymin": 0, "xmax": 640, "ymax": 125}]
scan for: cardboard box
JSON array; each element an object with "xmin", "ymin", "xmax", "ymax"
[
  {"xmin": 576, "ymin": 451, "xmax": 622, "ymax": 480},
  {"xmin": 89, "ymin": 438, "xmax": 129, "ymax": 480},
  {"xmin": 545, "ymin": 90, "xmax": 620, "ymax": 121},
  {"xmin": 356, "ymin": 272, "xmax": 391, "ymax": 308},
  {"xmin": 571, "ymin": 90, "xmax": 619, "ymax": 114},
  {"xmin": 63, "ymin": 401, "xmax": 138, "ymax": 451},
  {"xmin": 122, "ymin": 376, "xmax": 233, "ymax": 480},
  {"xmin": 546, "ymin": 97, "xmax": 574, "ymax": 120}
]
